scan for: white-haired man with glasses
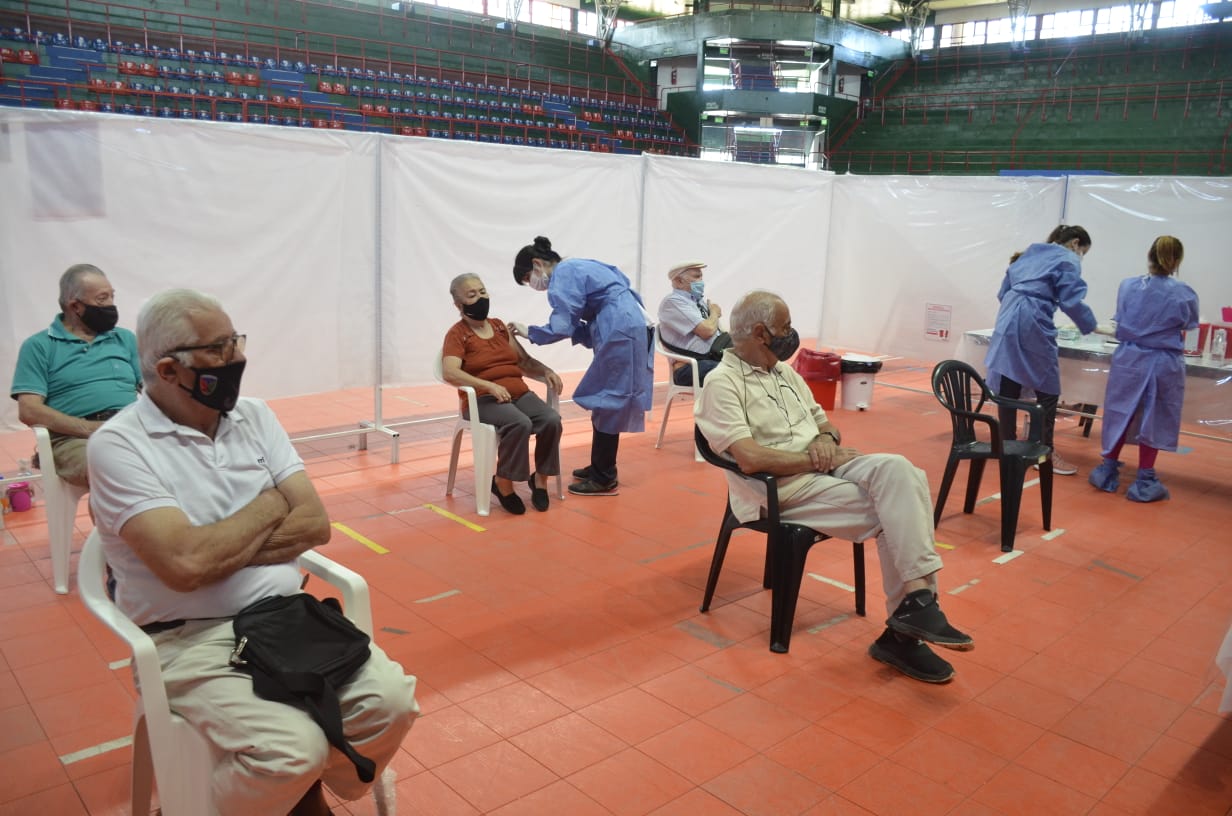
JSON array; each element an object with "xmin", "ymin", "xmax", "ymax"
[{"xmin": 87, "ymin": 289, "xmax": 418, "ymax": 815}]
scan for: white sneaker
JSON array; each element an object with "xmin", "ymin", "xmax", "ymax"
[{"xmin": 1036, "ymin": 453, "xmax": 1078, "ymax": 475}]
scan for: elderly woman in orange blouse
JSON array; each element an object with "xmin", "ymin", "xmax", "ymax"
[{"xmin": 441, "ymin": 274, "xmax": 564, "ymax": 514}]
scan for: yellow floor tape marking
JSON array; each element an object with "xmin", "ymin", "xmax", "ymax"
[
  {"xmin": 330, "ymin": 522, "xmax": 390, "ymax": 554},
  {"xmin": 423, "ymin": 504, "xmax": 487, "ymax": 532}
]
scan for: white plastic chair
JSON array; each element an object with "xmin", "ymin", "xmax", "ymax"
[
  {"xmin": 34, "ymin": 426, "xmax": 89, "ymax": 594},
  {"xmin": 653, "ymin": 327, "xmax": 704, "ymax": 462},
  {"xmin": 435, "ymin": 353, "xmax": 564, "ymax": 517},
  {"xmin": 78, "ymin": 530, "xmax": 396, "ymax": 816}
]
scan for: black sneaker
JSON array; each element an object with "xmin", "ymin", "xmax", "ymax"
[
  {"xmin": 868, "ymin": 628, "xmax": 955, "ymax": 684},
  {"xmin": 567, "ymin": 478, "xmax": 619, "ymax": 497},
  {"xmin": 491, "ymin": 478, "xmax": 525, "ymax": 515},
  {"xmin": 528, "ymin": 472, "xmax": 550, "ymax": 512},
  {"xmin": 887, "ymin": 589, "xmax": 974, "ymax": 651},
  {"xmin": 571, "ymin": 466, "xmax": 618, "ymax": 487}
]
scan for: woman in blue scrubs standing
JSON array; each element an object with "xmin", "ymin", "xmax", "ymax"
[
  {"xmin": 984, "ymin": 225, "xmax": 1098, "ymax": 476},
  {"xmin": 1089, "ymin": 235, "xmax": 1198, "ymax": 502},
  {"xmin": 511, "ymin": 236, "xmax": 653, "ymax": 497}
]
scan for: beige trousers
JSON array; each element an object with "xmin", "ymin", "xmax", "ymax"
[
  {"xmin": 150, "ymin": 618, "xmax": 419, "ymax": 812},
  {"xmin": 773, "ymin": 453, "xmax": 944, "ymax": 616}
]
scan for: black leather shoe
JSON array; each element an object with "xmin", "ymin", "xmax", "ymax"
[
  {"xmin": 571, "ymin": 466, "xmax": 618, "ymax": 486},
  {"xmin": 529, "ymin": 472, "xmax": 550, "ymax": 512},
  {"xmin": 567, "ymin": 478, "xmax": 619, "ymax": 497},
  {"xmin": 491, "ymin": 478, "xmax": 525, "ymax": 515},
  {"xmin": 868, "ymin": 628, "xmax": 954, "ymax": 683},
  {"xmin": 887, "ymin": 589, "xmax": 974, "ymax": 651}
]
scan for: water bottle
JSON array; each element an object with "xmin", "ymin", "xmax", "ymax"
[{"xmin": 1211, "ymin": 328, "xmax": 1227, "ymax": 364}]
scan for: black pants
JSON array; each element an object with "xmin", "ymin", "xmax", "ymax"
[
  {"xmin": 590, "ymin": 428, "xmax": 620, "ymax": 485},
  {"xmin": 996, "ymin": 376, "xmax": 1059, "ymax": 449}
]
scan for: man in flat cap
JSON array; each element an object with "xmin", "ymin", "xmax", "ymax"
[{"xmin": 657, "ymin": 261, "xmax": 731, "ymax": 386}]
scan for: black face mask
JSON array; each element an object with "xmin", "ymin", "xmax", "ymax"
[
  {"xmin": 461, "ymin": 297, "xmax": 490, "ymax": 321},
  {"xmin": 767, "ymin": 327, "xmax": 801, "ymax": 362},
  {"xmin": 180, "ymin": 359, "xmax": 246, "ymax": 413},
  {"xmin": 79, "ymin": 304, "xmax": 119, "ymax": 334}
]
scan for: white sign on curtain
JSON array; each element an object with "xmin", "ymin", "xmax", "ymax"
[{"xmin": 925, "ymin": 302, "xmax": 953, "ymax": 341}]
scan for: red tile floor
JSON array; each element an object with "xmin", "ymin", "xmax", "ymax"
[{"xmin": 1, "ymin": 357, "xmax": 1231, "ymax": 816}]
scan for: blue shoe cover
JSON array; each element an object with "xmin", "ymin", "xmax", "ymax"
[
  {"xmin": 1127, "ymin": 469, "xmax": 1170, "ymax": 503},
  {"xmin": 1088, "ymin": 459, "xmax": 1121, "ymax": 493}
]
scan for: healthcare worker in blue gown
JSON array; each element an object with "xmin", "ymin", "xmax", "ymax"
[
  {"xmin": 511, "ymin": 236, "xmax": 653, "ymax": 497},
  {"xmin": 985, "ymin": 225, "xmax": 1098, "ymax": 477},
  {"xmin": 1089, "ymin": 235, "xmax": 1198, "ymax": 503}
]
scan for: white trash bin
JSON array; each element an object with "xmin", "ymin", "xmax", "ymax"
[{"xmin": 840, "ymin": 354, "xmax": 883, "ymax": 411}]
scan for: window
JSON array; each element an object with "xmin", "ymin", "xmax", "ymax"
[
  {"xmin": 577, "ymin": 9, "xmax": 599, "ymax": 36},
  {"xmin": 437, "ymin": 0, "xmax": 487, "ymax": 12},
  {"xmin": 1039, "ymin": 9, "xmax": 1095, "ymax": 39},
  {"xmin": 1094, "ymin": 5, "xmax": 1134, "ymax": 34},
  {"xmin": 530, "ymin": 0, "xmax": 571, "ymax": 31},
  {"xmin": 938, "ymin": 23, "xmax": 954, "ymax": 49},
  {"xmin": 1158, "ymin": 0, "xmax": 1214, "ymax": 28}
]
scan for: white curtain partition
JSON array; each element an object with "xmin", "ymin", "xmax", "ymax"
[
  {"xmin": 4, "ymin": 107, "xmax": 1232, "ymax": 434},
  {"xmin": 824, "ymin": 176, "xmax": 1068, "ymax": 358},
  {"xmin": 639, "ymin": 157, "xmax": 835, "ymax": 342},
  {"xmin": 381, "ymin": 137, "xmax": 644, "ymax": 385},
  {"xmin": 0, "ymin": 109, "xmax": 378, "ymax": 434}
]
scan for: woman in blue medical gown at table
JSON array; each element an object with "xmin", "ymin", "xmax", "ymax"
[
  {"xmin": 1088, "ymin": 235, "xmax": 1198, "ymax": 503},
  {"xmin": 985, "ymin": 224, "xmax": 1098, "ymax": 476},
  {"xmin": 511, "ymin": 236, "xmax": 653, "ymax": 497}
]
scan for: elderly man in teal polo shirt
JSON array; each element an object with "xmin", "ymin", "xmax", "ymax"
[{"xmin": 11, "ymin": 264, "xmax": 141, "ymax": 486}]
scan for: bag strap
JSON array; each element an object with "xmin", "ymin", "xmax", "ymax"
[
  {"xmin": 252, "ymin": 669, "xmax": 377, "ymax": 783},
  {"xmin": 661, "ymin": 332, "xmax": 730, "ymax": 363}
]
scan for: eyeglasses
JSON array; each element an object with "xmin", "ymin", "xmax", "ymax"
[{"xmin": 167, "ymin": 333, "xmax": 246, "ymax": 361}]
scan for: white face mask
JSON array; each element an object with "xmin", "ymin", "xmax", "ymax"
[{"xmin": 529, "ymin": 269, "xmax": 550, "ymax": 292}]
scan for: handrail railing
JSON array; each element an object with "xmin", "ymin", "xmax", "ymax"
[
  {"xmin": 826, "ymin": 147, "xmax": 1229, "ymax": 175},
  {"xmin": 865, "ymin": 78, "xmax": 1229, "ymax": 115},
  {"xmin": 909, "ymin": 24, "xmax": 1231, "ymax": 72}
]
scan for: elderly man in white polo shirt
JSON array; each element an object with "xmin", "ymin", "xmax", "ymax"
[
  {"xmin": 656, "ymin": 260, "xmax": 731, "ymax": 386},
  {"xmin": 87, "ymin": 288, "xmax": 418, "ymax": 816}
]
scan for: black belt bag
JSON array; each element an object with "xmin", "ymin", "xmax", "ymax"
[
  {"xmin": 660, "ymin": 331, "xmax": 733, "ymax": 363},
  {"xmin": 230, "ymin": 593, "xmax": 376, "ymax": 781}
]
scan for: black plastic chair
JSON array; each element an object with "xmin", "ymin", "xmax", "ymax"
[
  {"xmin": 930, "ymin": 360, "xmax": 1053, "ymax": 553},
  {"xmin": 694, "ymin": 425, "xmax": 866, "ymax": 654}
]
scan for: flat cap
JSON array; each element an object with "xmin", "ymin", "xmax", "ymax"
[{"xmin": 668, "ymin": 261, "xmax": 707, "ymax": 280}]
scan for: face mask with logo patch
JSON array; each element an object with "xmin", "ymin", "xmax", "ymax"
[{"xmin": 181, "ymin": 359, "xmax": 246, "ymax": 412}]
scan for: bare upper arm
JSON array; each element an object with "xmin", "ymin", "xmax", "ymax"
[{"xmin": 441, "ymin": 355, "xmax": 465, "ymax": 382}]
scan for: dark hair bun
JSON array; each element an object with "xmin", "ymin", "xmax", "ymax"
[{"xmin": 533, "ymin": 236, "xmax": 553, "ymax": 252}]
